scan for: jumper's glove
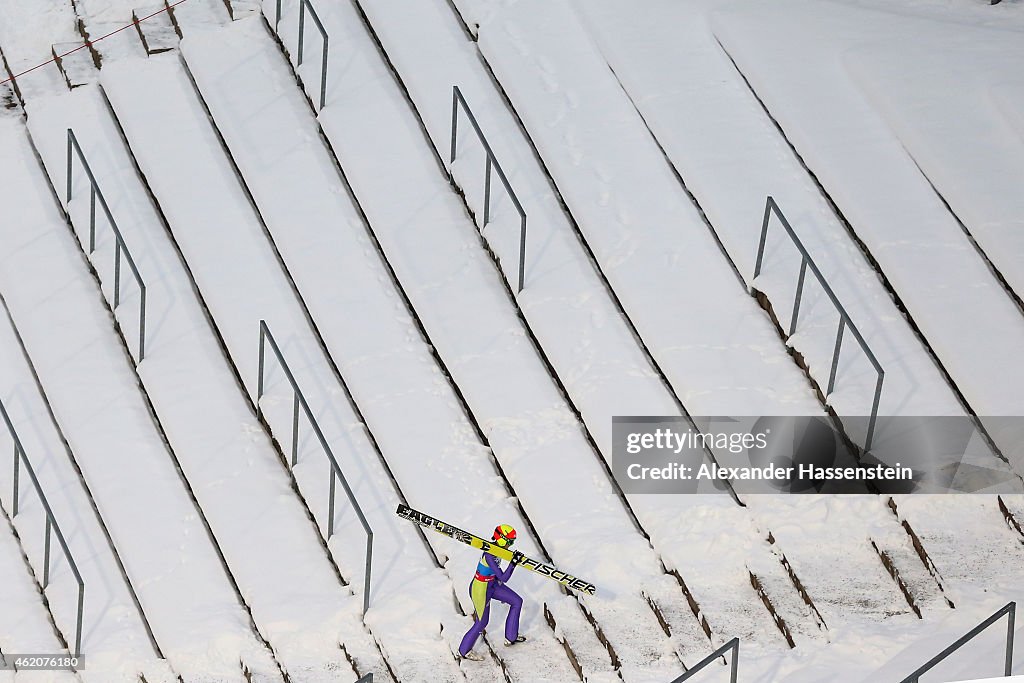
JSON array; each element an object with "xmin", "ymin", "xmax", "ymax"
[{"xmin": 511, "ymin": 550, "xmax": 525, "ymax": 566}]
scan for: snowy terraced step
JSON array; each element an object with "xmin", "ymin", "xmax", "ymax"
[
  {"xmin": 709, "ymin": 0, "xmax": 1024, "ymax": 456},
  {"xmin": 179, "ymin": 17, "xmax": 597, "ymax": 682},
  {"xmin": 51, "ymin": 42, "xmax": 97, "ymax": 89},
  {"xmin": 132, "ymin": 4, "xmax": 180, "ymax": 55},
  {"xmin": 0, "ymin": 287, "xmax": 174, "ymax": 683},
  {"xmin": 0, "ymin": 115, "xmax": 277, "ymax": 683},
  {"xmin": 25, "ymin": 83, "xmax": 377, "ymax": 683},
  {"xmin": 568, "ymin": 0, "xmax": 969, "ymax": 426},
  {"xmin": 96, "ymin": 46, "xmax": 471, "ymax": 683}
]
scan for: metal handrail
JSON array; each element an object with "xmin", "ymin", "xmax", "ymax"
[
  {"xmin": 273, "ymin": 0, "xmax": 328, "ymax": 110},
  {"xmin": 900, "ymin": 602, "xmax": 1015, "ymax": 682},
  {"xmin": 669, "ymin": 637, "xmax": 739, "ymax": 683},
  {"xmin": 256, "ymin": 320, "xmax": 372, "ymax": 615},
  {"xmin": 66, "ymin": 129, "xmax": 147, "ymax": 362},
  {"xmin": 0, "ymin": 397, "xmax": 84, "ymax": 657},
  {"xmin": 753, "ymin": 196, "xmax": 883, "ymax": 450},
  {"xmin": 449, "ymin": 85, "xmax": 528, "ymax": 293}
]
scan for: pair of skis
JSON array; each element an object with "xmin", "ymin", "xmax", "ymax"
[{"xmin": 396, "ymin": 504, "xmax": 598, "ymax": 596}]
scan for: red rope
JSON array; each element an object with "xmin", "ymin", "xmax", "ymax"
[{"xmin": 0, "ymin": 0, "xmax": 190, "ymax": 87}]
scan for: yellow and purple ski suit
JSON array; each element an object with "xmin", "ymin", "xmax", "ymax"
[{"xmin": 458, "ymin": 552, "xmax": 522, "ymax": 656}]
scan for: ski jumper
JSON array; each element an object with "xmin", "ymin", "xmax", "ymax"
[{"xmin": 458, "ymin": 551, "xmax": 522, "ymax": 656}]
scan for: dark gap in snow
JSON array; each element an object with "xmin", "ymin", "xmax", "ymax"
[
  {"xmin": 543, "ymin": 605, "xmax": 585, "ymax": 681},
  {"xmin": 776, "ymin": 552, "xmax": 829, "ymax": 631},
  {"xmin": 668, "ymin": 569, "xmax": 714, "ymax": 644},
  {"xmin": 906, "ymin": 151, "xmax": 1024, "ymax": 322},
  {"xmin": 872, "ymin": 539, "xmax": 923, "ymax": 619},
  {"xmin": 998, "ymin": 495, "xmax": 1024, "ymax": 544},
  {"xmin": 575, "ymin": 600, "xmax": 622, "ymax": 672},
  {"xmin": 886, "ymin": 498, "xmax": 956, "ymax": 609},
  {"xmin": 749, "ymin": 571, "xmax": 796, "ymax": 648}
]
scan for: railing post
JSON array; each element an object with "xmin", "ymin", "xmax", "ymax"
[
  {"xmin": 364, "ymin": 530, "xmax": 372, "ymax": 616},
  {"xmin": 450, "ymin": 86, "xmax": 459, "ymax": 165},
  {"xmin": 43, "ymin": 517, "xmax": 51, "ymax": 587},
  {"xmin": 1007, "ymin": 603, "xmax": 1016, "ymax": 676},
  {"xmin": 12, "ymin": 443, "xmax": 19, "ymax": 516},
  {"xmin": 75, "ymin": 582, "xmax": 84, "ymax": 657},
  {"xmin": 257, "ymin": 321, "xmax": 267, "ymax": 412},
  {"xmin": 275, "ymin": 0, "xmax": 281, "ymax": 26},
  {"xmin": 865, "ymin": 371, "xmax": 883, "ymax": 451},
  {"xmin": 66, "ymin": 129, "xmax": 73, "ymax": 202},
  {"xmin": 114, "ymin": 240, "xmax": 122, "ymax": 307},
  {"xmin": 518, "ymin": 215, "xmax": 526, "ymax": 294},
  {"xmin": 89, "ymin": 184, "xmax": 97, "ymax": 253},
  {"xmin": 297, "ymin": 0, "xmax": 305, "ymax": 66},
  {"xmin": 328, "ymin": 468, "xmax": 336, "ymax": 538},
  {"xmin": 827, "ymin": 317, "xmax": 846, "ymax": 396},
  {"xmin": 319, "ymin": 33, "xmax": 328, "ymax": 111},
  {"xmin": 790, "ymin": 257, "xmax": 808, "ymax": 336},
  {"xmin": 139, "ymin": 285, "xmax": 147, "ymax": 362},
  {"xmin": 483, "ymin": 155, "xmax": 492, "ymax": 226},
  {"xmin": 753, "ymin": 196, "xmax": 773, "ymax": 281},
  {"xmin": 291, "ymin": 392, "xmax": 300, "ymax": 467}
]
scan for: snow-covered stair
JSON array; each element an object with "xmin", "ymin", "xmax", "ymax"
[
  {"xmin": 178, "ymin": 16, "xmax": 596, "ymax": 682},
  {"xmin": 0, "ymin": 274, "xmax": 174, "ymax": 682},
  {"xmin": 0, "ymin": 113, "xmax": 278, "ymax": 683},
  {"xmin": 24, "ymin": 82, "xmax": 380, "ymax": 683}
]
